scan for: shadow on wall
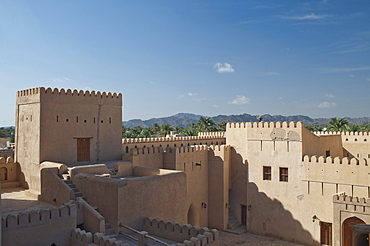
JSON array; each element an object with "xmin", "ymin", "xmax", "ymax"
[{"xmin": 248, "ymin": 182, "xmax": 317, "ymax": 245}]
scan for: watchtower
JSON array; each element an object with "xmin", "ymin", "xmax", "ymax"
[{"xmin": 15, "ymin": 87, "xmax": 122, "ymax": 191}]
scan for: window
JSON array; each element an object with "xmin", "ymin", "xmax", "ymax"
[
  {"xmin": 263, "ymin": 166, "xmax": 271, "ymax": 180},
  {"xmin": 320, "ymin": 221, "xmax": 332, "ymax": 245},
  {"xmin": 279, "ymin": 167, "xmax": 288, "ymax": 182},
  {"xmin": 325, "ymin": 150, "xmax": 330, "ymax": 157}
]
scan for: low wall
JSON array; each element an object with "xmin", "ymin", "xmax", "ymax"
[
  {"xmin": 2, "ymin": 203, "xmax": 77, "ymax": 246},
  {"xmin": 79, "ymin": 198, "xmax": 106, "ymax": 234},
  {"xmin": 71, "ymin": 228, "xmax": 126, "ymax": 246},
  {"xmin": 40, "ymin": 167, "xmax": 75, "ymax": 206},
  {"xmin": 303, "ymin": 155, "xmax": 369, "ymax": 186},
  {"xmin": 69, "ymin": 164, "xmax": 109, "ymax": 178},
  {"xmin": 143, "ymin": 217, "xmax": 219, "ymax": 245}
]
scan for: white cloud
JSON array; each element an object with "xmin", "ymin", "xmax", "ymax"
[
  {"xmin": 349, "ymin": 74, "xmax": 355, "ymax": 77},
  {"xmin": 367, "ymin": 78, "xmax": 370, "ymax": 81},
  {"xmin": 318, "ymin": 101, "xmax": 336, "ymax": 108},
  {"xmin": 187, "ymin": 92, "xmax": 196, "ymax": 96},
  {"xmin": 325, "ymin": 93, "xmax": 334, "ymax": 98},
  {"xmin": 281, "ymin": 14, "xmax": 329, "ymax": 20},
  {"xmin": 214, "ymin": 62, "xmax": 235, "ymax": 73},
  {"xmin": 229, "ymin": 95, "xmax": 250, "ymax": 105},
  {"xmin": 213, "ymin": 104, "xmax": 219, "ymax": 108}
]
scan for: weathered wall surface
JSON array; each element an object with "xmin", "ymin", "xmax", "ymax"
[
  {"xmin": 118, "ymin": 170, "xmax": 187, "ymax": 230},
  {"xmin": 302, "ymin": 128, "xmax": 343, "ymax": 157},
  {"xmin": 208, "ymin": 145, "xmax": 230, "ymax": 230},
  {"xmin": 2, "ymin": 203, "xmax": 77, "ymax": 246},
  {"xmin": 72, "ymin": 173, "xmax": 119, "ymax": 232}
]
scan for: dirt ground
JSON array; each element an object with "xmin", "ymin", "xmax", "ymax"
[{"xmin": 218, "ymin": 231, "xmax": 305, "ymax": 246}]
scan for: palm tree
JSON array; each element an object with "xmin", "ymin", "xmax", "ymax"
[
  {"xmin": 160, "ymin": 124, "xmax": 172, "ymax": 137},
  {"xmin": 182, "ymin": 127, "xmax": 199, "ymax": 136},
  {"xmin": 197, "ymin": 117, "xmax": 216, "ymax": 131},
  {"xmin": 217, "ymin": 122, "xmax": 227, "ymax": 131},
  {"xmin": 327, "ymin": 118, "xmax": 348, "ymax": 132}
]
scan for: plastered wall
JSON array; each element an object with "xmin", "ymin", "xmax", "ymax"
[
  {"xmin": 15, "ymin": 87, "xmax": 122, "ymax": 192},
  {"xmin": 2, "ymin": 203, "xmax": 77, "ymax": 246}
]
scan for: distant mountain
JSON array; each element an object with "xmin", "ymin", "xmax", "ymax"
[{"xmin": 123, "ymin": 113, "xmax": 370, "ymax": 128}]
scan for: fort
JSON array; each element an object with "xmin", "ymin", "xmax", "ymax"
[{"xmin": 1, "ymin": 87, "xmax": 369, "ymax": 246}]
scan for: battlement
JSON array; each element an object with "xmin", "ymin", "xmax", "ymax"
[
  {"xmin": 172, "ymin": 145, "xmax": 209, "ymax": 154},
  {"xmin": 198, "ymin": 132, "xmax": 225, "ymax": 137},
  {"xmin": 314, "ymin": 131, "xmax": 370, "ymax": 136},
  {"xmin": 303, "ymin": 155, "xmax": 367, "ymax": 166},
  {"xmin": 0, "ymin": 156, "xmax": 14, "ymax": 164},
  {"xmin": 227, "ymin": 121, "xmax": 303, "ymax": 129},
  {"xmin": 130, "ymin": 146, "xmax": 164, "ymax": 155},
  {"xmin": 208, "ymin": 145, "xmax": 229, "ymax": 152},
  {"xmin": 143, "ymin": 217, "xmax": 218, "ymax": 246},
  {"xmin": 2, "ymin": 203, "xmax": 76, "ymax": 230},
  {"xmin": 333, "ymin": 194, "xmax": 369, "ymax": 205},
  {"xmin": 122, "ymin": 135, "xmax": 225, "ymax": 144},
  {"xmin": 16, "ymin": 87, "xmax": 122, "ymax": 105},
  {"xmin": 71, "ymin": 228, "xmax": 93, "ymax": 245}
]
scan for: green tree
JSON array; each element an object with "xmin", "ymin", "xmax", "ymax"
[
  {"xmin": 327, "ymin": 118, "xmax": 348, "ymax": 132},
  {"xmin": 159, "ymin": 124, "xmax": 172, "ymax": 137},
  {"xmin": 182, "ymin": 127, "xmax": 199, "ymax": 136},
  {"xmin": 197, "ymin": 117, "xmax": 215, "ymax": 131},
  {"xmin": 217, "ymin": 122, "xmax": 227, "ymax": 131}
]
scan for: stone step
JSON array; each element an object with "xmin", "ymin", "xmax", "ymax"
[{"xmin": 62, "ymin": 174, "xmax": 71, "ymax": 180}]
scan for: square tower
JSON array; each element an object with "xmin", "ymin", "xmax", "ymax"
[{"xmin": 15, "ymin": 87, "xmax": 122, "ymax": 191}]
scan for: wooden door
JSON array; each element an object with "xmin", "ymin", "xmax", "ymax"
[
  {"xmin": 241, "ymin": 204, "xmax": 247, "ymax": 226},
  {"xmin": 320, "ymin": 221, "xmax": 332, "ymax": 245},
  {"xmin": 343, "ymin": 217, "xmax": 365, "ymax": 246},
  {"xmin": 77, "ymin": 138, "xmax": 90, "ymax": 162}
]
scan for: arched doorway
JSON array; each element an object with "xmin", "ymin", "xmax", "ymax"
[{"xmin": 342, "ymin": 217, "xmax": 366, "ymax": 246}]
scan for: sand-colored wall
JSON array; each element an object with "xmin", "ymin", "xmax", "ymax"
[
  {"xmin": 2, "ymin": 203, "xmax": 77, "ymax": 246},
  {"xmin": 15, "ymin": 87, "xmax": 122, "ymax": 192},
  {"xmin": 118, "ymin": 170, "xmax": 187, "ymax": 230},
  {"xmin": 208, "ymin": 145, "xmax": 230, "ymax": 230},
  {"xmin": 302, "ymin": 128, "xmax": 343, "ymax": 157},
  {"xmin": 72, "ymin": 173, "xmax": 119, "ymax": 232}
]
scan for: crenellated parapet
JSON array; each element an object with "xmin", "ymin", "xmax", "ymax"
[
  {"xmin": 303, "ymin": 155, "xmax": 367, "ymax": 166},
  {"xmin": 333, "ymin": 194, "xmax": 369, "ymax": 205},
  {"xmin": 130, "ymin": 146, "xmax": 164, "ymax": 155},
  {"xmin": 227, "ymin": 121, "xmax": 303, "ymax": 129},
  {"xmin": 314, "ymin": 131, "xmax": 370, "ymax": 143},
  {"xmin": 2, "ymin": 203, "xmax": 77, "ymax": 230},
  {"xmin": 17, "ymin": 87, "xmax": 122, "ymax": 105},
  {"xmin": 172, "ymin": 145, "xmax": 209, "ymax": 154},
  {"xmin": 122, "ymin": 135, "xmax": 225, "ymax": 144},
  {"xmin": 198, "ymin": 131, "xmax": 225, "ymax": 137},
  {"xmin": 143, "ymin": 217, "xmax": 218, "ymax": 246},
  {"xmin": 303, "ymin": 155, "xmax": 369, "ymax": 186},
  {"xmin": 0, "ymin": 156, "xmax": 15, "ymax": 164},
  {"xmin": 70, "ymin": 228, "xmax": 93, "ymax": 245}
]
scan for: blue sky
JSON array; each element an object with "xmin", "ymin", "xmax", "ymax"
[{"xmin": 0, "ymin": 0, "xmax": 369, "ymax": 126}]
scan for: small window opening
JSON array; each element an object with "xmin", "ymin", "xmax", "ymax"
[
  {"xmin": 279, "ymin": 167, "xmax": 288, "ymax": 182},
  {"xmin": 263, "ymin": 166, "xmax": 271, "ymax": 180}
]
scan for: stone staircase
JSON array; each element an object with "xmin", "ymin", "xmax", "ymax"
[{"xmin": 61, "ymin": 169, "xmax": 124, "ymax": 243}]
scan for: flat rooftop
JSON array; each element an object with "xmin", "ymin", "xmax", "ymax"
[{"xmin": 1, "ymin": 187, "xmax": 55, "ymax": 216}]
